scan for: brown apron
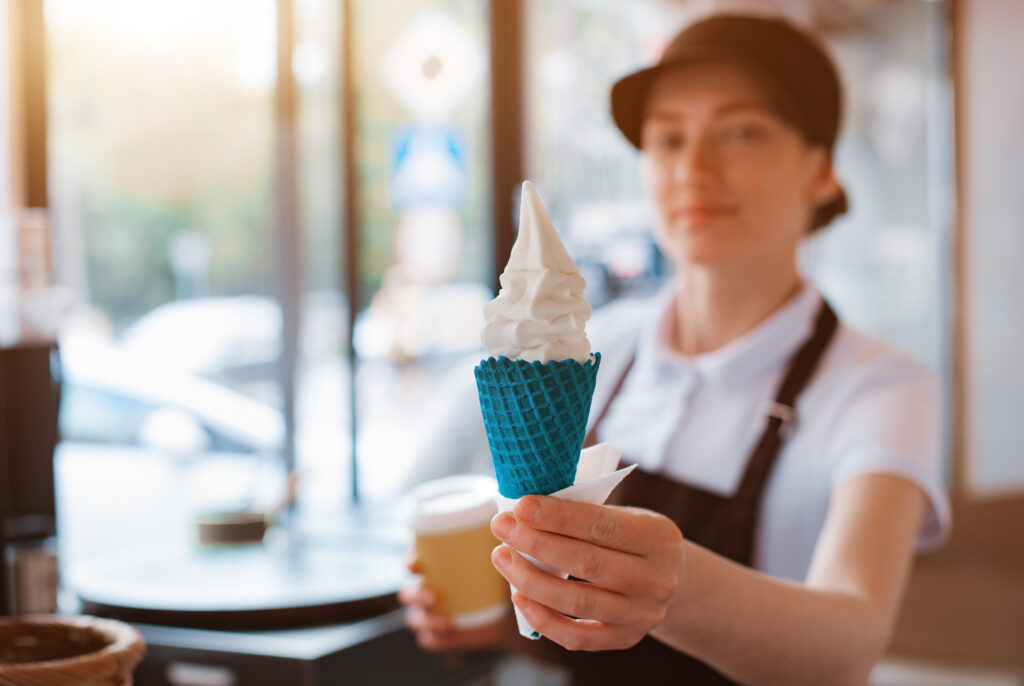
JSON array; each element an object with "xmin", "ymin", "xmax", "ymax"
[{"xmin": 528, "ymin": 298, "xmax": 838, "ymax": 685}]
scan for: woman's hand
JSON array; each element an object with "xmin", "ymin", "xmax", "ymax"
[
  {"xmin": 398, "ymin": 553, "xmax": 513, "ymax": 653},
  {"xmin": 490, "ymin": 495, "xmax": 685, "ymax": 652}
]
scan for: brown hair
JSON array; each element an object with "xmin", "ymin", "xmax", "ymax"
[{"xmin": 811, "ymin": 187, "xmax": 848, "ymax": 233}]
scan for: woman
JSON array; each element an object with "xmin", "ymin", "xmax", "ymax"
[{"xmin": 400, "ymin": 13, "xmax": 948, "ymax": 686}]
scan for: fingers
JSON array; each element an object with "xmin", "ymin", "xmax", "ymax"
[
  {"xmin": 491, "ymin": 545, "xmax": 639, "ymax": 625},
  {"xmin": 491, "ymin": 514, "xmax": 650, "ymax": 594},
  {"xmin": 404, "ymin": 603, "xmax": 454, "ymax": 634},
  {"xmin": 405, "ymin": 603, "xmax": 512, "ymax": 654},
  {"xmin": 511, "ymin": 592, "xmax": 637, "ymax": 652},
  {"xmin": 399, "ymin": 582, "xmax": 449, "ymax": 635},
  {"xmin": 405, "ymin": 551, "xmax": 422, "ymax": 574},
  {"xmin": 413, "ymin": 623, "xmax": 498, "ymax": 653},
  {"xmin": 397, "ymin": 583, "xmax": 437, "ymax": 610},
  {"xmin": 412, "ymin": 623, "xmax": 464, "ymax": 652},
  {"xmin": 508, "ymin": 497, "xmax": 682, "ymax": 560},
  {"xmin": 415, "ymin": 630, "xmax": 449, "ymax": 652},
  {"xmin": 402, "ymin": 584, "xmax": 458, "ymax": 649},
  {"xmin": 489, "ymin": 507, "xmax": 683, "ymax": 652}
]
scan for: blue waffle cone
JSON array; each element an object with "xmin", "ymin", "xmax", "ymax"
[{"xmin": 474, "ymin": 353, "xmax": 601, "ymax": 498}]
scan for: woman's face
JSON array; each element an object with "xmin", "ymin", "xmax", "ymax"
[{"xmin": 640, "ymin": 62, "xmax": 838, "ymax": 269}]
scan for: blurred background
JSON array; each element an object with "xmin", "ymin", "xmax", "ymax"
[{"xmin": 0, "ymin": 0, "xmax": 1021, "ymax": 684}]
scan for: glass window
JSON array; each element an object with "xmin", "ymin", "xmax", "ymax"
[
  {"xmin": 46, "ymin": 0, "xmax": 288, "ymax": 562},
  {"xmin": 803, "ymin": 0, "xmax": 950, "ymax": 379},
  {"xmin": 805, "ymin": 1, "xmax": 953, "ymax": 482},
  {"xmin": 45, "ymin": 0, "xmax": 496, "ymax": 554},
  {"xmin": 292, "ymin": 0, "xmax": 351, "ymax": 516},
  {"xmin": 347, "ymin": 0, "xmax": 492, "ymax": 503},
  {"xmin": 59, "ymin": 383, "xmax": 155, "ymax": 445},
  {"xmin": 526, "ymin": 0, "xmax": 688, "ymax": 307}
]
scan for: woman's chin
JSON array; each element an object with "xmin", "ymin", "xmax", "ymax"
[
  {"xmin": 662, "ymin": 239, "xmax": 743, "ymax": 269},
  {"xmin": 656, "ymin": 221, "xmax": 749, "ymax": 266}
]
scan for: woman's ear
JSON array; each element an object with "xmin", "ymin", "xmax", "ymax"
[{"xmin": 807, "ymin": 148, "xmax": 842, "ymax": 208}]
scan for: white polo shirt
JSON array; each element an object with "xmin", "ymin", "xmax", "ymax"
[
  {"xmin": 405, "ymin": 279, "xmax": 950, "ymax": 583},
  {"xmin": 590, "ymin": 280, "xmax": 950, "ymax": 581}
]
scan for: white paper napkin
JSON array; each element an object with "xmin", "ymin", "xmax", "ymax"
[{"xmin": 496, "ymin": 442, "xmax": 637, "ymax": 639}]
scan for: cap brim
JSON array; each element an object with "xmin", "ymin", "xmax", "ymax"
[
  {"xmin": 609, "ymin": 46, "xmax": 779, "ymax": 150},
  {"xmin": 610, "ymin": 64, "xmax": 665, "ymax": 150}
]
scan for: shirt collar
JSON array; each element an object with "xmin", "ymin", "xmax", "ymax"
[{"xmin": 638, "ymin": 278, "xmax": 823, "ymax": 389}]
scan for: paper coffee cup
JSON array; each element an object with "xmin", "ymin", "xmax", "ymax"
[{"xmin": 405, "ymin": 475, "xmax": 510, "ymax": 629}]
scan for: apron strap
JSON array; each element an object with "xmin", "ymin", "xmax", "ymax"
[
  {"xmin": 582, "ymin": 296, "xmax": 839, "ymax": 502},
  {"xmin": 582, "ymin": 353, "xmax": 634, "ymax": 450},
  {"xmin": 733, "ymin": 299, "xmax": 838, "ymax": 505}
]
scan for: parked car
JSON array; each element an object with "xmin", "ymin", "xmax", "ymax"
[
  {"xmin": 119, "ymin": 291, "xmax": 346, "ymax": 385},
  {"xmin": 59, "ymin": 338, "xmax": 283, "ymax": 455}
]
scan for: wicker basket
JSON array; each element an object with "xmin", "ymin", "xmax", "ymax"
[{"xmin": 0, "ymin": 615, "xmax": 145, "ymax": 685}]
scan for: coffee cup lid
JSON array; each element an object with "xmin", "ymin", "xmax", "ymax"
[{"xmin": 404, "ymin": 475, "xmax": 499, "ymax": 534}]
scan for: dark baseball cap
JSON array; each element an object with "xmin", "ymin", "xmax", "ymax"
[{"xmin": 610, "ymin": 13, "xmax": 842, "ymax": 151}]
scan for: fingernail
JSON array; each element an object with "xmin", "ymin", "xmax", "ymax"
[
  {"xmin": 492, "ymin": 546, "xmax": 511, "ymax": 571},
  {"xmin": 517, "ymin": 498, "xmax": 539, "ymax": 522},
  {"xmin": 492, "ymin": 513, "xmax": 516, "ymax": 539}
]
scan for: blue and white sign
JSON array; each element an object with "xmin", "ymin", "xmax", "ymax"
[{"xmin": 390, "ymin": 126, "xmax": 467, "ymax": 212}]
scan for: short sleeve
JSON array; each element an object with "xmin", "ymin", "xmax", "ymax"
[{"xmin": 826, "ymin": 355, "xmax": 951, "ymax": 550}]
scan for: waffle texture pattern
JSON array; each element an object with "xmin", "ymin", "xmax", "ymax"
[{"xmin": 475, "ymin": 353, "xmax": 601, "ymax": 498}]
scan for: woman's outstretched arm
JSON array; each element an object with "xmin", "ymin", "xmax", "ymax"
[{"xmin": 491, "ymin": 472, "xmax": 926, "ymax": 686}]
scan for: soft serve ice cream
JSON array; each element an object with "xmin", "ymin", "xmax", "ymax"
[
  {"xmin": 474, "ymin": 179, "xmax": 600, "ymax": 499},
  {"xmin": 482, "ymin": 181, "xmax": 592, "ymax": 364}
]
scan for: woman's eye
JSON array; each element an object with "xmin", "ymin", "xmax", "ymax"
[
  {"xmin": 722, "ymin": 124, "xmax": 765, "ymax": 143},
  {"xmin": 655, "ymin": 133, "xmax": 684, "ymax": 150}
]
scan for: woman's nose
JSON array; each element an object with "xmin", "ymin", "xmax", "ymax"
[{"xmin": 670, "ymin": 135, "xmax": 717, "ymax": 184}]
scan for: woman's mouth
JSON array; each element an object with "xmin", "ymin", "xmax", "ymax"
[{"xmin": 670, "ymin": 203, "xmax": 740, "ymax": 228}]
